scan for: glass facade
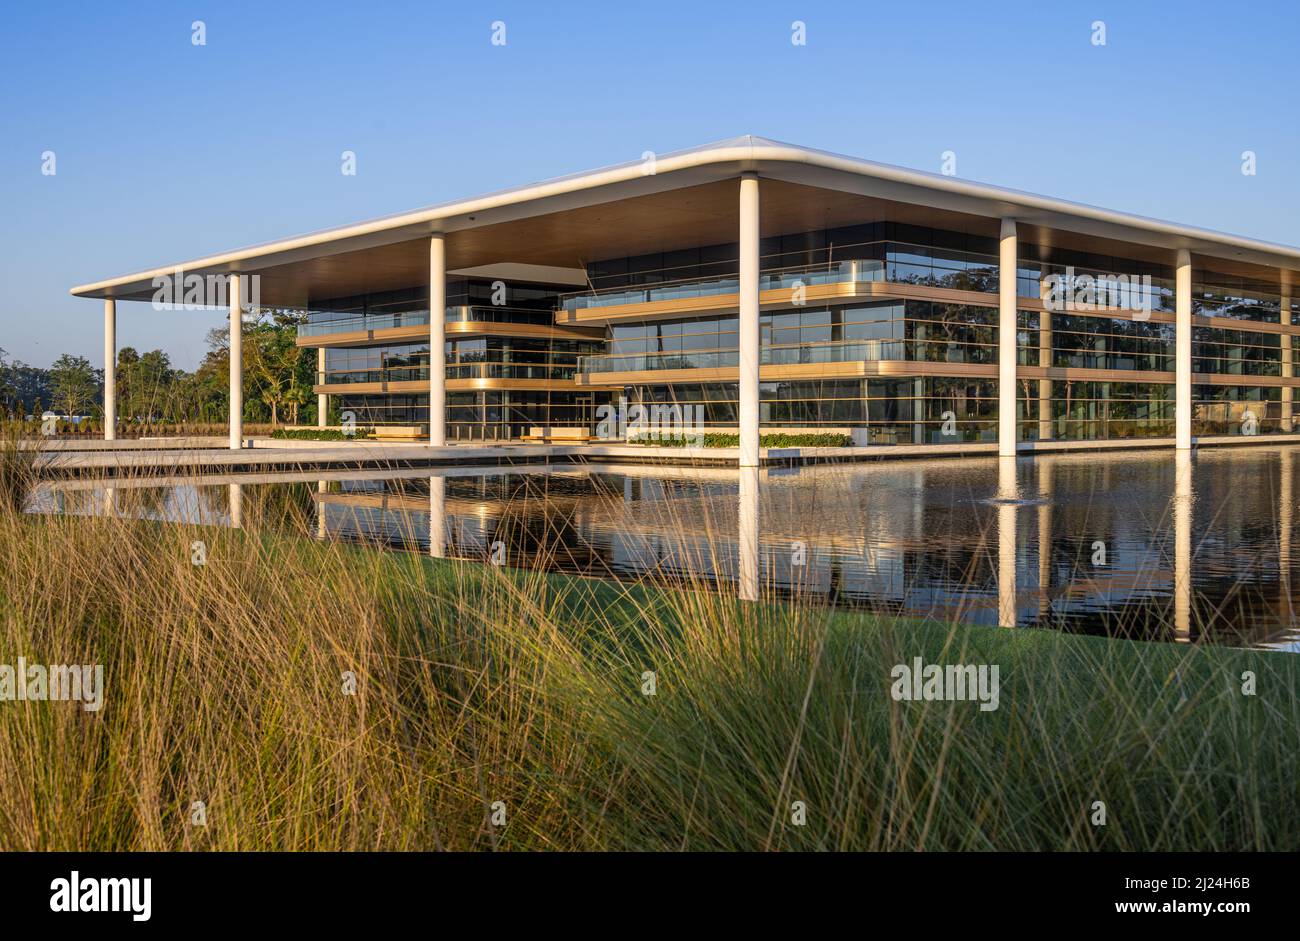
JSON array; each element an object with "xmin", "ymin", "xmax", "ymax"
[
  {"xmin": 323, "ymin": 336, "xmax": 600, "ymax": 385},
  {"xmin": 563, "ymin": 222, "xmax": 1000, "ymax": 311},
  {"xmin": 1192, "ymin": 385, "xmax": 1284, "ymax": 436},
  {"xmin": 622, "ymin": 377, "xmax": 999, "ymax": 443},
  {"xmin": 588, "ymin": 301, "xmax": 999, "ymax": 373},
  {"xmin": 1193, "ymin": 327, "xmax": 1282, "ymax": 376},
  {"xmin": 1049, "ymin": 315, "xmax": 1174, "ymax": 372},
  {"xmin": 1047, "ymin": 381, "xmax": 1175, "ymax": 440},
  {"xmin": 302, "ymin": 220, "xmax": 1297, "ymax": 446},
  {"xmin": 573, "ymin": 222, "xmax": 1295, "ymax": 445},
  {"xmin": 308, "ymin": 279, "xmax": 605, "ymax": 436},
  {"xmin": 319, "ymin": 390, "xmax": 597, "ymax": 440}
]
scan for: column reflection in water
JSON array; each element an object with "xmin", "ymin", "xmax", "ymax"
[
  {"xmin": 738, "ymin": 465, "xmax": 760, "ymax": 601},
  {"xmin": 997, "ymin": 456, "xmax": 1018, "ymax": 627},
  {"xmin": 229, "ymin": 482, "xmax": 243, "ymax": 530},
  {"xmin": 316, "ymin": 480, "xmax": 327, "ymax": 540},
  {"xmin": 429, "ymin": 475, "xmax": 447, "ymax": 559},
  {"xmin": 1173, "ymin": 450, "xmax": 1193, "ymax": 642},
  {"xmin": 1037, "ymin": 458, "xmax": 1053, "ymax": 619},
  {"xmin": 1280, "ymin": 450, "xmax": 1293, "ymax": 624}
]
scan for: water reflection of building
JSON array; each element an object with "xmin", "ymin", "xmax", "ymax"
[
  {"xmin": 321, "ymin": 454, "xmax": 1295, "ymax": 646},
  {"xmin": 31, "ymin": 448, "xmax": 1300, "ymax": 649}
]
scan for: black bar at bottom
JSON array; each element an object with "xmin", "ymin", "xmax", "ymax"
[{"xmin": 0, "ymin": 851, "xmax": 1277, "ymax": 928}]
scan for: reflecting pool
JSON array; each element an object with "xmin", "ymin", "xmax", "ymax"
[{"xmin": 30, "ymin": 445, "xmax": 1300, "ymax": 650}]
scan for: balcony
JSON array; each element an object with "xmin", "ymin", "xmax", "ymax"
[
  {"xmin": 316, "ymin": 361, "xmax": 580, "ymax": 388},
  {"xmin": 557, "ymin": 241, "xmax": 1002, "ymax": 317},
  {"xmin": 298, "ymin": 309, "xmax": 432, "ymax": 338},
  {"xmin": 577, "ymin": 338, "xmax": 997, "ymax": 376},
  {"xmin": 297, "ymin": 306, "xmax": 573, "ymax": 343}
]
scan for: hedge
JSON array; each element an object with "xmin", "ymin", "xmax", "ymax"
[{"xmin": 627, "ymin": 432, "xmax": 852, "ymax": 448}]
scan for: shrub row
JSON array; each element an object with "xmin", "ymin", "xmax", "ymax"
[
  {"xmin": 628, "ymin": 432, "xmax": 853, "ymax": 448},
  {"xmin": 270, "ymin": 428, "xmax": 374, "ymax": 441},
  {"xmin": 0, "ymin": 421, "xmax": 278, "ymax": 438}
]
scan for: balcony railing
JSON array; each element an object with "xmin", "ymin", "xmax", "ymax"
[
  {"xmin": 560, "ymin": 243, "xmax": 1267, "ymax": 319},
  {"xmin": 558, "ymin": 261, "xmax": 873, "ymax": 312},
  {"xmin": 298, "ymin": 309, "xmax": 431, "ymax": 338},
  {"xmin": 447, "ymin": 306, "xmax": 557, "ymax": 326},
  {"xmin": 1053, "ymin": 353, "xmax": 1175, "ymax": 372},
  {"xmin": 1020, "ymin": 264, "xmax": 1175, "ymax": 310},
  {"xmin": 577, "ymin": 338, "xmax": 997, "ymax": 374},
  {"xmin": 558, "ymin": 241, "xmax": 1002, "ymax": 312},
  {"xmin": 317, "ymin": 362, "xmax": 579, "ymax": 385},
  {"xmin": 298, "ymin": 306, "xmax": 556, "ymax": 338}
]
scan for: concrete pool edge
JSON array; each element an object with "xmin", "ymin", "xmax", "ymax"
[{"xmin": 28, "ymin": 432, "xmax": 1300, "ymax": 475}]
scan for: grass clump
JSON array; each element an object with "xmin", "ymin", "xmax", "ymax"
[
  {"xmin": 0, "ymin": 476, "xmax": 1296, "ymax": 851},
  {"xmin": 0, "ymin": 425, "xmax": 37, "ymax": 513}
]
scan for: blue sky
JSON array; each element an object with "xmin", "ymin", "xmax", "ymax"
[{"xmin": 2, "ymin": 0, "xmax": 1298, "ymax": 370}]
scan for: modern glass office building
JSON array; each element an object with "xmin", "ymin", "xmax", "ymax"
[
  {"xmin": 73, "ymin": 137, "xmax": 1300, "ymax": 460},
  {"xmin": 301, "ymin": 277, "xmax": 603, "ymax": 439},
  {"xmin": 564, "ymin": 219, "xmax": 1295, "ymax": 443}
]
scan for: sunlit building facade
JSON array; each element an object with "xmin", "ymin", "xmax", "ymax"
[
  {"xmin": 301, "ymin": 277, "xmax": 603, "ymax": 439},
  {"xmin": 74, "ymin": 137, "xmax": 1300, "ymax": 457},
  {"xmin": 565, "ymin": 221, "xmax": 1294, "ymax": 443}
]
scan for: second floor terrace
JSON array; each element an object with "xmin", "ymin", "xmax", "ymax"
[
  {"xmin": 576, "ymin": 336, "xmax": 1000, "ymax": 380},
  {"xmin": 297, "ymin": 305, "xmax": 596, "ymax": 345},
  {"xmin": 556, "ymin": 236, "xmax": 1295, "ymax": 327},
  {"xmin": 315, "ymin": 360, "xmax": 581, "ymax": 390},
  {"xmin": 578, "ymin": 320, "xmax": 1298, "ymax": 383},
  {"xmin": 557, "ymin": 240, "xmax": 1002, "ymax": 317}
]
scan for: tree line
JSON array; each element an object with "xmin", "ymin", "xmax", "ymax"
[{"xmin": 0, "ymin": 309, "xmax": 319, "ymax": 427}]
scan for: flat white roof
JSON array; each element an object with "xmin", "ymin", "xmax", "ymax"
[{"xmin": 71, "ymin": 135, "xmax": 1300, "ymax": 299}]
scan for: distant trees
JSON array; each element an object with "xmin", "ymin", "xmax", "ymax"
[
  {"xmin": 0, "ymin": 348, "xmax": 51, "ymax": 418},
  {"xmin": 49, "ymin": 354, "xmax": 99, "ymax": 419},
  {"xmin": 244, "ymin": 311, "xmax": 309, "ymax": 426},
  {"xmin": 116, "ymin": 347, "xmax": 180, "ymax": 422},
  {"xmin": 0, "ymin": 348, "xmax": 12, "ymax": 414},
  {"xmin": 5, "ymin": 308, "xmax": 316, "ymax": 427}
]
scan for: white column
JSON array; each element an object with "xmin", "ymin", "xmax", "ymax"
[
  {"xmin": 1038, "ymin": 314, "xmax": 1052, "ymax": 441},
  {"xmin": 1173, "ymin": 449, "xmax": 1192, "ymax": 640},
  {"xmin": 229, "ymin": 274, "xmax": 243, "ymax": 449},
  {"xmin": 912, "ymin": 378, "xmax": 925, "ymax": 443},
  {"xmin": 1280, "ymin": 450, "xmax": 1293, "ymax": 620},
  {"xmin": 1036, "ymin": 458, "xmax": 1053, "ymax": 618},
  {"xmin": 229, "ymin": 482, "xmax": 243, "ymax": 530},
  {"xmin": 739, "ymin": 173, "xmax": 761, "ymax": 467},
  {"xmin": 738, "ymin": 465, "xmax": 760, "ymax": 601},
  {"xmin": 316, "ymin": 347, "xmax": 328, "ymax": 428},
  {"xmin": 1281, "ymin": 280, "xmax": 1292, "ymax": 433},
  {"xmin": 996, "ymin": 455, "xmax": 1018, "ymax": 626},
  {"xmin": 316, "ymin": 480, "xmax": 327, "ymax": 540},
  {"xmin": 1175, "ymin": 249, "xmax": 1192, "ymax": 450},
  {"xmin": 103, "ymin": 298, "xmax": 116, "ymax": 441},
  {"xmin": 429, "ymin": 234, "xmax": 447, "ymax": 446},
  {"xmin": 429, "ymin": 475, "xmax": 446, "ymax": 558},
  {"xmin": 998, "ymin": 218, "xmax": 1018, "ymax": 456}
]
